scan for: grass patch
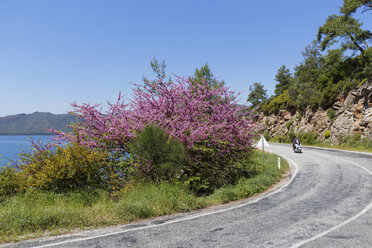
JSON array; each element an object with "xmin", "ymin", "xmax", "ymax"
[
  {"xmin": 0, "ymin": 150, "xmax": 288, "ymax": 243},
  {"xmin": 304, "ymin": 142, "xmax": 372, "ymax": 153}
]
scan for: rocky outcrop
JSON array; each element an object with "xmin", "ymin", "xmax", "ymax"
[{"xmin": 258, "ymin": 80, "xmax": 372, "ymax": 141}]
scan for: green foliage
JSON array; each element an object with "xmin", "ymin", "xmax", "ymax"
[
  {"xmin": 263, "ymin": 131, "xmax": 271, "ymax": 141},
  {"xmin": 341, "ymin": 78, "xmax": 358, "ymax": 94},
  {"xmin": 324, "ymin": 130, "xmax": 331, "ymax": 139},
  {"xmin": 341, "ymin": 0, "xmax": 372, "ymax": 16},
  {"xmin": 287, "ymin": 129, "xmax": 296, "ymax": 141},
  {"xmin": 275, "ymin": 135, "xmax": 287, "ymax": 143},
  {"xmin": 184, "ymin": 143, "xmax": 256, "ymax": 195},
  {"xmin": 189, "ymin": 63, "xmax": 224, "ymax": 88},
  {"xmin": 263, "ymin": 90, "xmax": 290, "ymax": 114},
  {"xmin": 317, "ymin": 14, "xmax": 371, "ymax": 55},
  {"xmin": 320, "ymin": 82, "xmax": 341, "ymax": 109},
  {"xmin": 298, "ymin": 132, "xmax": 317, "ymax": 145},
  {"xmin": 327, "ymin": 108, "xmax": 336, "ymax": 121},
  {"xmin": 247, "ymin": 82, "xmax": 268, "ymax": 107},
  {"xmin": 262, "ymin": 6, "xmax": 372, "ymax": 115},
  {"xmin": 274, "ymin": 65, "xmax": 292, "ymax": 96},
  {"xmin": 0, "ymin": 151, "xmax": 289, "ymax": 243},
  {"xmin": 150, "ymin": 56, "xmax": 166, "ymax": 79},
  {"xmin": 337, "ymin": 133, "xmax": 364, "ymax": 145},
  {"xmin": 130, "ymin": 124, "xmax": 185, "ymax": 183},
  {"xmin": 285, "ymin": 120, "xmax": 294, "ymax": 130}
]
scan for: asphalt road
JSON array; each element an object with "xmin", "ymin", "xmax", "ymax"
[{"xmin": 3, "ymin": 143, "xmax": 372, "ymax": 248}]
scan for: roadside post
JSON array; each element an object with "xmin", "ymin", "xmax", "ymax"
[
  {"xmin": 278, "ymin": 157, "xmax": 281, "ymax": 169},
  {"xmin": 262, "ymin": 136, "xmax": 264, "ymax": 164},
  {"xmin": 255, "ymin": 136, "xmax": 269, "ymax": 165}
]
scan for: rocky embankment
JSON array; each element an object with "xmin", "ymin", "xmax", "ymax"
[{"xmin": 258, "ymin": 80, "xmax": 372, "ymax": 142}]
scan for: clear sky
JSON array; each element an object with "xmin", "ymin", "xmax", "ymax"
[{"xmin": 1, "ymin": 0, "xmax": 371, "ymax": 116}]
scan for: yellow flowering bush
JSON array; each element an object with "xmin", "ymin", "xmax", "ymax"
[{"xmin": 18, "ymin": 142, "xmax": 126, "ymax": 192}]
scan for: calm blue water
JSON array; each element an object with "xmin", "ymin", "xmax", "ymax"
[{"xmin": 0, "ymin": 135, "xmax": 54, "ymax": 168}]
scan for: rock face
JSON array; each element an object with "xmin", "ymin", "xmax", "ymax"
[{"xmin": 258, "ymin": 80, "xmax": 372, "ymax": 141}]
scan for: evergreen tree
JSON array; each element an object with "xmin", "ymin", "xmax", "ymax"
[
  {"xmin": 247, "ymin": 82, "xmax": 267, "ymax": 107},
  {"xmin": 341, "ymin": 0, "xmax": 372, "ymax": 16},
  {"xmin": 274, "ymin": 65, "xmax": 292, "ymax": 95},
  {"xmin": 317, "ymin": 14, "xmax": 371, "ymax": 56},
  {"xmin": 189, "ymin": 63, "xmax": 224, "ymax": 88},
  {"xmin": 150, "ymin": 56, "xmax": 166, "ymax": 79}
]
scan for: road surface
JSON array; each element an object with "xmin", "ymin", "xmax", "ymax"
[{"xmin": 3, "ymin": 143, "xmax": 372, "ymax": 248}]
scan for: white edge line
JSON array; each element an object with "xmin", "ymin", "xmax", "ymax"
[
  {"xmin": 290, "ymin": 156, "xmax": 372, "ymax": 248},
  {"xmin": 32, "ymin": 153, "xmax": 299, "ymax": 248}
]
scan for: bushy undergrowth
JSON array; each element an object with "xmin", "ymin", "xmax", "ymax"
[
  {"xmin": 129, "ymin": 124, "xmax": 186, "ymax": 183},
  {"xmin": 0, "ymin": 151, "xmax": 288, "ymax": 243}
]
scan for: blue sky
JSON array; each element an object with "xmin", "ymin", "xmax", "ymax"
[{"xmin": 1, "ymin": 0, "xmax": 371, "ymax": 116}]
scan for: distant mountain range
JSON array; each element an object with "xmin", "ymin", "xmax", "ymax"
[{"xmin": 0, "ymin": 112, "xmax": 76, "ymax": 135}]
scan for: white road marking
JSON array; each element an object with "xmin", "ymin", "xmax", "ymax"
[
  {"xmin": 290, "ymin": 156, "xmax": 372, "ymax": 248},
  {"xmin": 32, "ymin": 155, "xmax": 299, "ymax": 248}
]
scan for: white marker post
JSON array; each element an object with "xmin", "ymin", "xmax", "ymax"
[
  {"xmin": 278, "ymin": 157, "xmax": 281, "ymax": 169},
  {"xmin": 255, "ymin": 136, "xmax": 269, "ymax": 165},
  {"xmin": 262, "ymin": 136, "xmax": 265, "ymax": 164}
]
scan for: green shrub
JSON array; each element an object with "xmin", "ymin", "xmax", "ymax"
[
  {"xmin": 320, "ymin": 83, "xmax": 340, "ymax": 110},
  {"xmin": 324, "ymin": 130, "xmax": 331, "ymax": 139},
  {"xmin": 275, "ymin": 135, "xmax": 286, "ymax": 143},
  {"xmin": 327, "ymin": 108, "xmax": 336, "ymax": 121},
  {"xmin": 184, "ymin": 146, "xmax": 260, "ymax": 195},
  {"xmin": 287, "ymin": 129, "xmax": 296, "ymax": 141},
  {"xmin": 285, "ymin": 120, "xmax": 294, "ymax": 130},
  {"xmin": 263, "ymin": 91, "xmax": 290, "ymax": 114},
  {"xmin": 130, "ymin": 124, "xmax": 186, "ymax": 183},
  {"xmin": 341, "ymin": 79, "xmax": 358, "ymax": 95},
  {"xmin": 263, "ymin": 131, "xmax": 271, "ymax": 141},
  {"xmin": 298, "ymin": 132, "xmax": 317, "ymax": 145}
]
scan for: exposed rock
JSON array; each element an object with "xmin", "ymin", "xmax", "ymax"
[
  {"xmin": 259, "ymin": 80, "xmax": 372, "ymax": 141},
  {"xmin": 333, "ymin": 101, "xmax": 343, "ymax": 110}
]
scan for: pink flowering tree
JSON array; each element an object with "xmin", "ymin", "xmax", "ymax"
[
  {"xmin": 55, "ymin": 76, "xmax": 260, "ymax": 192},
  {"xmin": 130, "ymin": 77, "xmax": 260, "ymax": 192},
  {"xmin": 52, "ymin": 92, "xmax": 135, "ymax": 153}
]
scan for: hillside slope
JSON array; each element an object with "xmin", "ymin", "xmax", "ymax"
[
  {"xmin": 259, "ymin": 80, "xmax": 372, "ymax": 142},
  {"xmin": 0, "ymin": 112, "xmax": 76, "ymax": 135}
]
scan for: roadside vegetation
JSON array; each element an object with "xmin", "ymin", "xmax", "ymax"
[
  {"xmin": 0, "ymin": 150, "xmax": 288, "ymax": 243},
  {"xmin": 0, "ymin": 62, "xmax": 289, "ymax": 243}
]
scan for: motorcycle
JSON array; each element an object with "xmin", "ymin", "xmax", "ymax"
[{"xmin": 293, "ymin": 142, "xmax": 302, "ymax": 153}]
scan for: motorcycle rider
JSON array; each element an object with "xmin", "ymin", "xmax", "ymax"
[{"xmin": 292, "ymin": 136, "xmax": 300, "ymax": 151}]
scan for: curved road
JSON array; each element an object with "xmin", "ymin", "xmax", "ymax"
[{"xmin": 5, "ymin": 143, "xmax": 372, "ymax": 248}]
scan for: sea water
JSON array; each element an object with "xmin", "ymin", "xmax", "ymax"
[{"xmin": 0, "ymin": 135, "xmax": 54, "ymax": 168}]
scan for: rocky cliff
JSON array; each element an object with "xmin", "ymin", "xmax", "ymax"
[{"xmin": 258, "ymin": 80, "xmax": 372, "ymax": 142}]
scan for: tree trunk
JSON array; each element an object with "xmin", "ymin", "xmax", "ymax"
[{"xmin": 345, "ymin": 31, "xmax": 365, "ymax": 56}]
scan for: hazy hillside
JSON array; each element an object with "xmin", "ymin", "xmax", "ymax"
[{"xmin": 0, "ymin": 112, "xmax": 76, "ymax": 135}]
